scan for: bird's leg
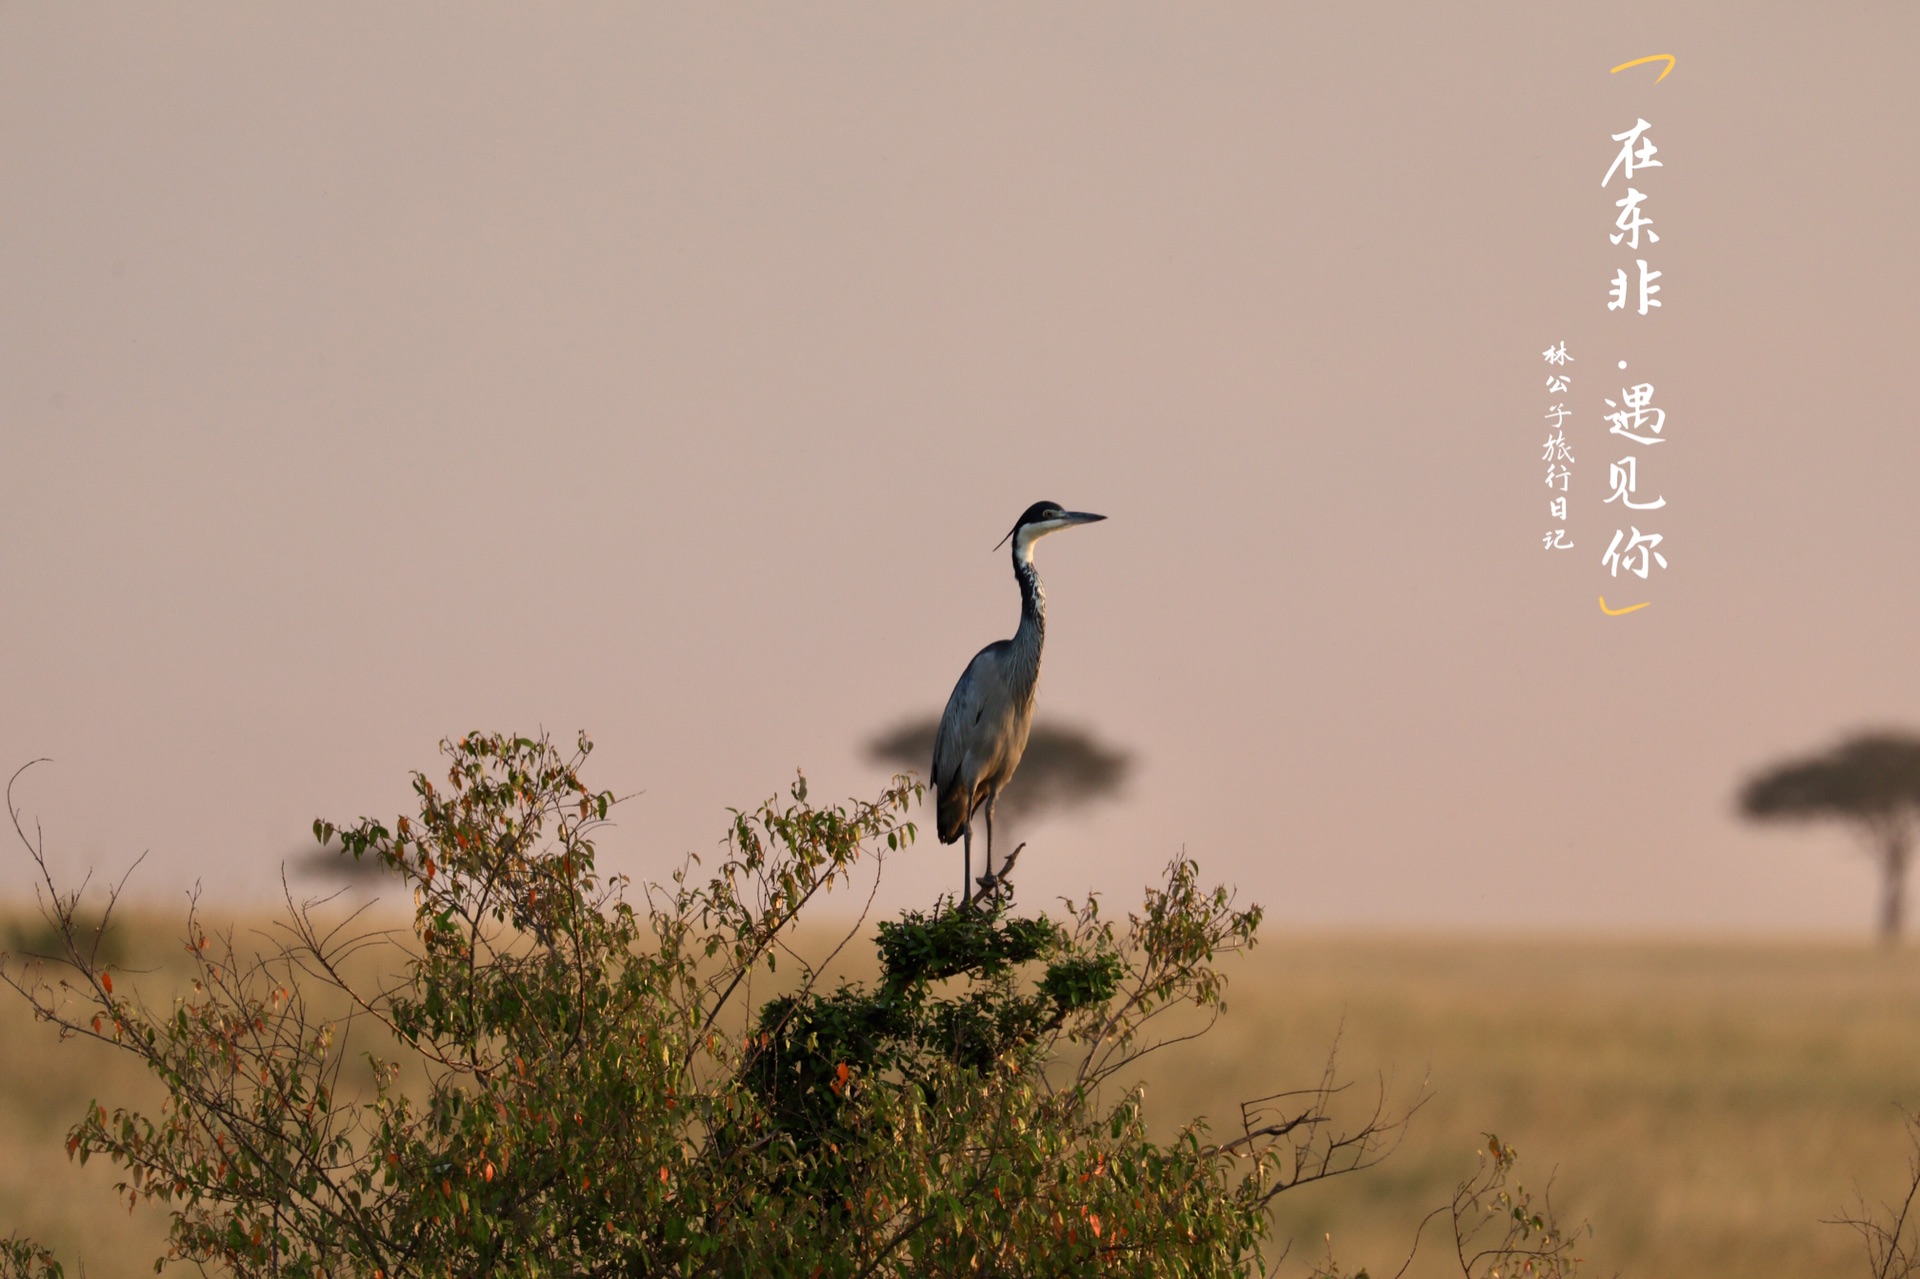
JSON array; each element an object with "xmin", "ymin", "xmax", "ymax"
[
  {"xmin": 984, "ymin": 799, "xmax": 996, "ymax": 885},
  {"xmin": 962, "ymin": 821, "xmax": 973, "ymax": 906}
]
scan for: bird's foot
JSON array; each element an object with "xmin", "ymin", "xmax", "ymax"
[{"xmin": 971, "ymin": 843, "xmax": 1027, "ymax": 907}]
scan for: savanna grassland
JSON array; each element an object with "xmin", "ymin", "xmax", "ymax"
[
  {"xmin": 3, "ymin": 908, "xmax": 1917, "ymax": 1278},
  {"xmin": 1145, "ymin": 936, "xmax": 1920, "ymax": 1279}
]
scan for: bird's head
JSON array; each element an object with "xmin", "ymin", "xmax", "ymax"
[{"xmin": 994, "ymin": 501, "xmax": 1107, "ymax": 557}]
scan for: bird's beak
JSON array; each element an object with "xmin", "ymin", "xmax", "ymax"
[{"xmin": 994, "ymin": 510, "xmax": 1107, "ymax": 551}]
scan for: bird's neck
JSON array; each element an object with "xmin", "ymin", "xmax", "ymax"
[{"xmin": 1010, "ymin": 543, "xmax": 1046, "ymax": 678}]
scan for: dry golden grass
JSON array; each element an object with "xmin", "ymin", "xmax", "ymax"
[
  {"xmin": 1, "ymin": 907, "xmax": 202, "ymax": 1271},
  {"xmin": 1134, "ymin": 934, "xmax": 1920, "ymax": 1278},
  {"xmin": 0, "ymin": 903, "xmax": 415, "ymax": 1274},
  {"xmin": 2, "ymin": 908, "xmax": 1916, "ymax": 1277}
]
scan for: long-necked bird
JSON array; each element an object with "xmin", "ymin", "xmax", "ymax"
[{"xmin": 932, "ymin": 501, "xmax": 1106, "ymax": 902}]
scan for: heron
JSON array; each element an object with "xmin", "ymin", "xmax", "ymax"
[{"xmin": 932, "ymin": 501, "xmax": 1106, "ymax": 903}]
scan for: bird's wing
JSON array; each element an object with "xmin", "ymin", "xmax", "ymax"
[
  {"xmin": 932, "ymin": 652, "xmax": 978, "ymax": 792},
  {"xmin": 933, "ymin": 643, "xmax": 1008, "ymax": 845},
  {"xmin": 932, "ymin": 640, "xmax": 1010, "ymax": 791}
]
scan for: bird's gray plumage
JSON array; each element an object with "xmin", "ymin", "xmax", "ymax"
[{"xmin": 933, "ymin": 502, "xmax": 1105, "ymax": 902}]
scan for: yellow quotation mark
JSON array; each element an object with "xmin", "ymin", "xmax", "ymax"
[{"xmin": 1609, "ymin": 54, "xmax": 1675, "ymax": 82}]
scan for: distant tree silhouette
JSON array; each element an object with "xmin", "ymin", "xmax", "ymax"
[
  {"xmin": 867, "ymin": 717, "xmax": 1130, "ymax": 827},
  {"xmin": 1740, "ymin": 731, "xmax": 1920, "ymax": 943},
  {"xmin": 292, "ymin": 843, "xmax": 389, "ymax": 884}
]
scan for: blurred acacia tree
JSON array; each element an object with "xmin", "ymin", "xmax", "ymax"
[
  {"xmin": 868, "ymin": 716, "xmax": 1130, "ymax": 826},
  {"xmin": 0, "ymin": 731, "xmax": 1484, "ymax": 1278},
  {"xmin": 1741, "ymin": 732, "xmax": 1920, "ymax": 943}
]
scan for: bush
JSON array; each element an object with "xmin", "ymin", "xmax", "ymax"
[{"xmin": 0, "ymin": 733, "xmax": 1575, "ymax": 1277}]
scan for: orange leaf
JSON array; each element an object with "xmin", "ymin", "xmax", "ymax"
[{"xmin": 101, "ymin": 972, "xmax": 112, "ymax": 994}]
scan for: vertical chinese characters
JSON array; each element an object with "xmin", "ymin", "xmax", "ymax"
[
  {"xmin": 1600, "ymin": 115, "xmax": 1670, "ymax": 584},
  {"xmin": 1603, "ymin": 119, "xmax": 1662, "ymax": 316},
  {"xmin": 1541, "ymin": 343, "xmax": 1575, "ymax": 550},
  {"xmin": 1533, "ymin": 70, "xmax": 1682, "ymax": 607}
]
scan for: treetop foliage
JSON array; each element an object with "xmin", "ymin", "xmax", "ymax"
[{"xmin": 1, "ymin": 732, "xmax": 1578, "ymax": 1278}]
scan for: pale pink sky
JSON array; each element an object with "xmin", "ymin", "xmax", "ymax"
[{"xmin": 4, "ymin": 4, "xmax": 1917, "ymax": 931}]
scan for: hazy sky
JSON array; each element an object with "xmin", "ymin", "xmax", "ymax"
[{"xmin": 4, "ymin": 3, "xmax": 1917, "ymax": 932}]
